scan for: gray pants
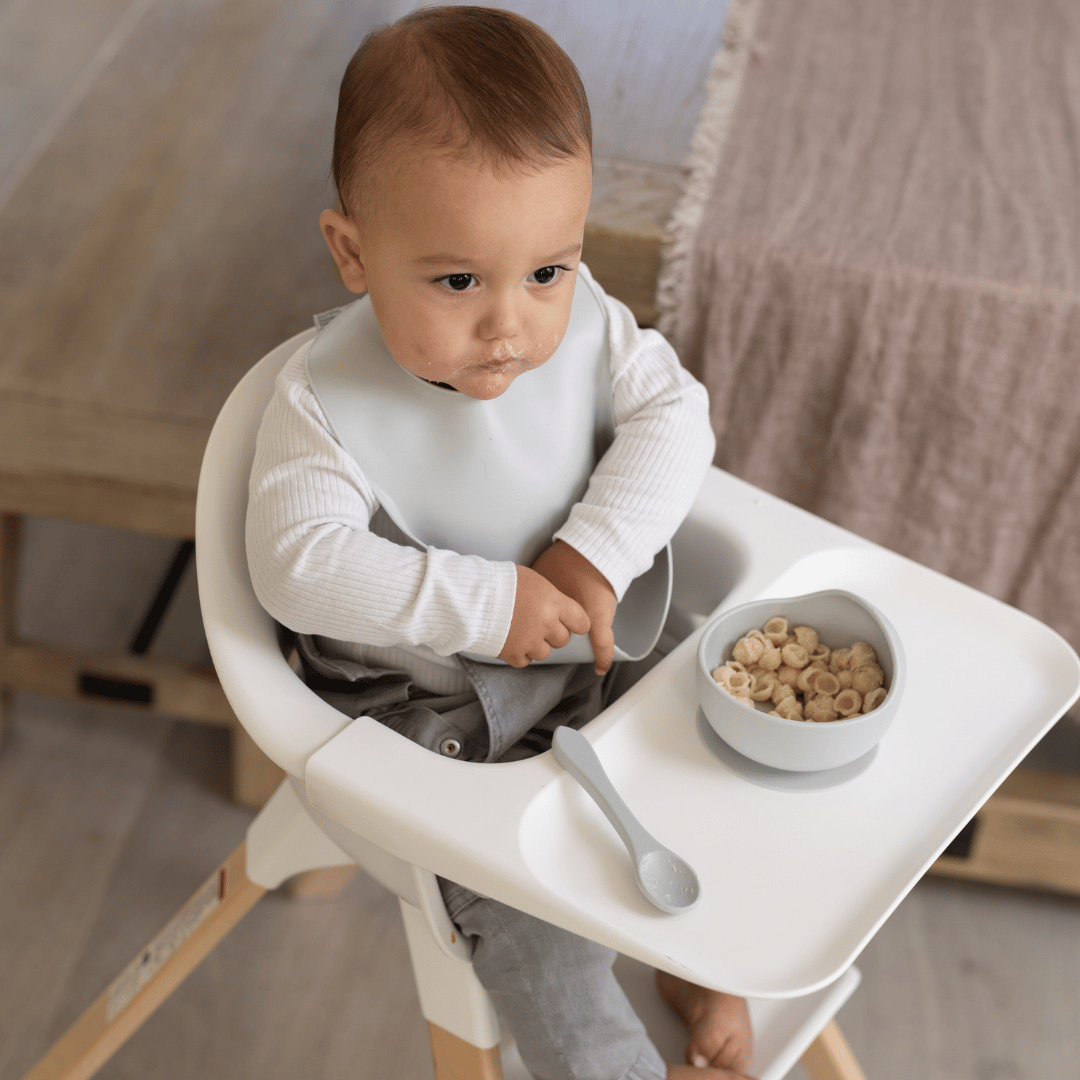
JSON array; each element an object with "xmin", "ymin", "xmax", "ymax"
[
  {"xmin": 439, "ymin": 878, "xmax": 667, "ymax": 1080},
  {"xmin": 293, "ymin": 631, "xmax": 673, "ymax": 1080}
]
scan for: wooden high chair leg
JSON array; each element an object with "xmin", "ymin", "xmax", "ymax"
[
  {"xmin": 801, "ymin": 1019, "xmax": 868, "ymax": 1080},
  {"xmin": 427, "ymin": 1022, "xmax": 504, "ymax": 1080},
  {"xmin": 20, "ymin": 841, "xmax": 264, "ymax": 1080}
]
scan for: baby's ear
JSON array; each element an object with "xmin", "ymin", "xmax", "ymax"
[{"xmin": 319, "ymin": 209, "xmax": 368, "ymax": 293}]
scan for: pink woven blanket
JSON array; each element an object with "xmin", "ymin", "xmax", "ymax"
[{"xmin": 668, "ymin": 0, "xmax": 1080, "ymax": 660}]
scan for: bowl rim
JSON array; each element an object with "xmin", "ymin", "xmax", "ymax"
[{"xmin": 696, "ymin": 588, "xmax": 904, "ymax": 731}]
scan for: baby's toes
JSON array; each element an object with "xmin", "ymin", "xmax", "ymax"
[
  {"xmin": 687, "ymin": 995, "xmax": 753, "ymax": 1073},
  {"xmin": 691, "ymin": 1032, "xmax": 752, "ymax": 1074}
]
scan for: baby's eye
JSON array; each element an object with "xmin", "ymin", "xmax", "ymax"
[
  {"xmin": 437, "ymin": 273, "xmax": 475, "ymax": 292},
  {"xmin": 529, "ymin": 265, "xmax": 561, "ymax": 286}
]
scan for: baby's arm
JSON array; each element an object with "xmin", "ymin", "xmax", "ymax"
[
  {"xmin": 540, "ymin": 275, "xmax": 716, "ymax": 669},
  {"xmin": 499, "ymin": 565, "xmax": 590, "ymax": 667},
  {"xmin": 531, "ymin": 540, "xmax": 617, "ymax": 674},
  {"xmin": 247, "ymin": 344, "xmax": 520, "ymax": 657}
]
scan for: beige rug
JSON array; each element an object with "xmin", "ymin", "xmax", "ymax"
[{"xmin": 661, "ymin": 0, "xmax": 1080, "ymax": 665}]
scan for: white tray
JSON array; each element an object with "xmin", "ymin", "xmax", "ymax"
[{"xmin": 305, "ymin": 468, "xmax": 1080, "ymax": 998}]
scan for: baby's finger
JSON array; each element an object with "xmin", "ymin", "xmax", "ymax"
[
  {"xmin": 561, "ymin": 596, "xmax": 590, "ymax": 637},
  {"xmin": 527, "ymin": 640, "xmax": 552, "ymax": 662},
  {"xmin": 590, "ymin": 622, "xmax": 615, "ymax": 676}
]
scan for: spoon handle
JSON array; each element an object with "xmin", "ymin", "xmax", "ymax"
[{"xmin": 552, "ymin": 725, "xmax": 656, "ymax": 863}]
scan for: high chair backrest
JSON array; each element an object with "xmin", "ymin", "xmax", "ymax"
[{"xmin": 195, "ymin": 329, "xmax": 355, "ymax": 776}]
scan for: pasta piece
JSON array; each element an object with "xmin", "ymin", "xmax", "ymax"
[
  {"xmin": 804, "ymin": 695, "xmax": 838, "ymax": 722},
  {"xmin": 835, "ymin": 689, "xmax": 863, "ymax": 717},
  {"xmin": 811, "ymin": 671, "xmax": 840, "ymax": 698},
  {"xmin": 712, "ymin": 661, "xmax": 747, "ymax": 691},
  {"xmin": 763, "ymin": 616, "xmax": 789, "ymax": 646},
  {"xmin": 726, "ymin": 670, "xmax": 752, "ymax": 695},
  {"xmin": 837, "ymin": 670, "xmax": 853, "ymax": 690},
  {"xmin": 849, "ymin": 642, "xmax": 878, "ymax": 668},
  {"xmin": 775, "ymin": 698, "xmax": 803, "ymax": 721},
  {"xmin": 829, "ymin": 647, "xmax": 852, "ymax": 673},
  {"xmin": 809, "ymin": 642, "xmax": 831, "ymax": 665},
  {"xmin": 733, "ymin": 634, "xmax": 765, "ymax": 666},
  {"xmin": 777, "ymin": 664, "xmax": 800, "ymax": 687},
  {"xmin": 862, "ymin": 687, "xmax": 887, "ymax": 713},
  {"xmin": 796, "ymin": 661, "xmax": 828, "ymax": 694},
  {"xmin": 852, "ymin": 665, "xmax": 884, "ymax": 695},
  {"xmin": 758, "ymin": 642, "xmax": 782, "ymax": 671},
  {"xmin": 751, "ymin": 671, "xmax": 778, "ymax": 701},
  {"xmin": 780, "ymin": 642, "xmax": 810, "ymax": 669},
  {"xmin": 772, "ymin": 682, "xmax": 796, "ymax": 706},
  {"xmin": 793, "ymin": 625, "xmax": 819, "ymax": 651}
]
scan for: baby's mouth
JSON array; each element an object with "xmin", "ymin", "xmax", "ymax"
[{"xmin": 476, "ymin": 342, "xmax": 527, "ymax": 370}]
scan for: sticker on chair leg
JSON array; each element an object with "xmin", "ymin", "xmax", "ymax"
[{"xmin": 106, "ymin": 869, "xmax": 224, "ymax": 1021}]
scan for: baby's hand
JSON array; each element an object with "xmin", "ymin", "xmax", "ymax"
[
  {"xmin": 499, "ymin": 566, "xmax": 590, "ymax": 667},
  {"xmin": 531, "ymin": 541, "xmax": 618, "ymax": 675}
]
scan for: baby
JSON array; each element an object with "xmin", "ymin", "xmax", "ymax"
[{"xmin": 246, "ymin": 6, "xmax": 752, "ymax": 1079}]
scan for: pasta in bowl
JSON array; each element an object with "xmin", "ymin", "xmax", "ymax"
[{"xmin": 697, "ymin": 590, "xmax": 906, "ymax": 772}]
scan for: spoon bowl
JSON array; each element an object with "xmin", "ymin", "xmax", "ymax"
[{"xmin": 636, "ymin": 849, "xmax": 701, "ymax": 914}]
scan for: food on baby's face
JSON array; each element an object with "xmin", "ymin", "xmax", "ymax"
[{"xmin": 712, "ymin": 620, "xmax": 888, "ymax": 722}]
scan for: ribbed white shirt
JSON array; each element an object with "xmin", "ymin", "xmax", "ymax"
[{"xmin": 246, "ymin": 269, "xmax": 715, "ymax": 689}]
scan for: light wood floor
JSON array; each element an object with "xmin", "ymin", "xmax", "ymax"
[{"xmin": 2, "ymin": 520, "xmax": 1080, "ymax": 1080}]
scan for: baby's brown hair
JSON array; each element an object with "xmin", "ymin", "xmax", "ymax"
[{"xmin": 331, "ymin": 6, "xmax": 591, "ymax": 220}]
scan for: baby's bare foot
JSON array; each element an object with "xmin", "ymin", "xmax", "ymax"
[{"xmin": 657, "ymin": 970, "xmax": 754, "ymax": 1076}]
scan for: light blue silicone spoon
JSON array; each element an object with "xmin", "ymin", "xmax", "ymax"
[{"xmin": 552, "ymin": 725, "xmax": 700, "ymax": 914}]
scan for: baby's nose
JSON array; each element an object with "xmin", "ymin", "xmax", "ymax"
[{"xmin": 478, "ymin": 294, "xmax": 522, "ymax": 340}]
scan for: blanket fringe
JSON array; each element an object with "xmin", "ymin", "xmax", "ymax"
[{"xmin": 656, "ymin": 0, "xmax": 764, "ymax": 340}]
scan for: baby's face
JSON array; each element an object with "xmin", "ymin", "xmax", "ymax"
[{"xmin": 325, "ymin": 147, "xmax": 592, "ymax": 399}]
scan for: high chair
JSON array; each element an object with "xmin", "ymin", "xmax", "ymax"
[{"xmin": 24, "ymin": 328, "xmax": 1080, "ymax": 1080}]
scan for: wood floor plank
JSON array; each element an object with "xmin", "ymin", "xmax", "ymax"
[
  {"xmin": 0, "ymin": 697, "xmax": 173, "ymax": 1079},
  {"xmin": 17, "ymin": 715, "xmax": 433, "ymax": 1080}
]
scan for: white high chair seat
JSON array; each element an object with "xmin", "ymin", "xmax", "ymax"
[
  {"xmin": 189, "ymin": 329, "xmax": 874, "ymax": 1079},
  {"xmin": 193, "ymin": 330, "xmax": 1080, "ymax": 1078}
]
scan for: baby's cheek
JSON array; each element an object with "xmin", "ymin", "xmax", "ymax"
[{"xmin": 535, "ymin": 331, "xmax": 566, "ymax": 364}]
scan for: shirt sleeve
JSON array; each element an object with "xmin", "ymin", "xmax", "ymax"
[
  {"xmin": 245, "ymin": 342, "xmax": 517, "ymax": 657},
  {"xmin": 552, "ymin": 272, "xmax": 716, "ymax": 599}
]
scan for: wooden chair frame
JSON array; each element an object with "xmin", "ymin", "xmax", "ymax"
[{"xmin": 22, "ymin": 825, "xmax": 867, "ymax": 1080}]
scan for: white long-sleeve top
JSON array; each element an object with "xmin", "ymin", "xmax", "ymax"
[{"xmin": 246, "ymin": 268, "xmax": 715, "ymax": 684}]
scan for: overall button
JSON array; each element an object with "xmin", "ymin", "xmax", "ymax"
[{"xmin": 439, "ymin": 738, "xmax": 462, "ymax": 758}]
